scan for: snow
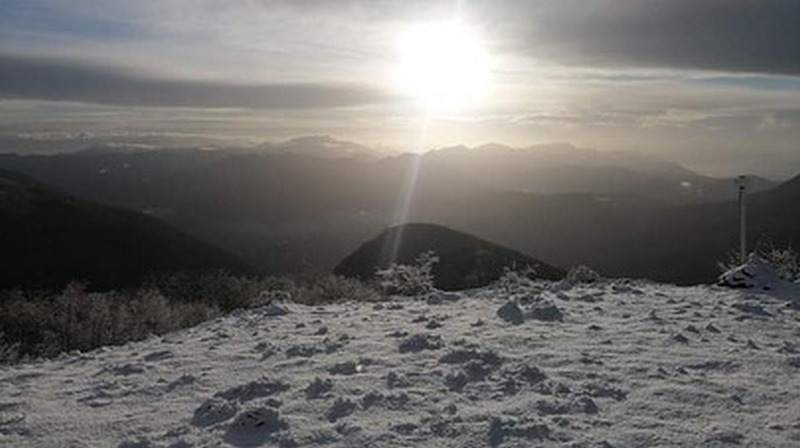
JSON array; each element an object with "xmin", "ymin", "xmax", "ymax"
[{"xmin": 2, "ymin": 280, "xmax": 800, "ymax": 447}]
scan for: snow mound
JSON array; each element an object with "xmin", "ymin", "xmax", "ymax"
[{"xmin": 719, "ymin": 254, "xmax": 800, "ymax": 300}]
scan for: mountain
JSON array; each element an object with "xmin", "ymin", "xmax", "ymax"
[
  {"xmin": 334, "ymin": 223, "xmax": 564, "ymax": 290},
  {"xmin": 2, "ymin": 278, "xmax": 797, "ymax": 446},
  {"xmin": 0, "ymin": 169, "xmax": 253, "ymax": 290}
]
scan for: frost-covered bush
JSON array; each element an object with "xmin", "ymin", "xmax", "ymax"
[
  {"xmin": 144, "ymin": 270, "xmax": 267, "ymax": 311},
  {"xmin": 376, "ymin": 251, "xmax": 438, "ymax": 296},
  {"xmin": 0, "ymin": 332, "xmax": 20, "ymax": 365},
  {"xmin": 0, "ymin": 281, "xmax": 221, "ymax": 362},
  {"xmin": 495, "ymin": 266, "xmax": 539, "ymax": 293},
  {"xmin": 292, "ymin": 275, "xmax": 384, "ymax": 305},
  {"xmin": 565, "ymin": 265, "xmax": 602, "ymax": 284},
  {"xmin": 762, "ymin": 245, "xmax": 800, "ymax": 281}
]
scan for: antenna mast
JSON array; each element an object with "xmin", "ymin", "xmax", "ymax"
[{"xmin": 735, "ymin": 175, "xmax": 749, "ymax": 263}]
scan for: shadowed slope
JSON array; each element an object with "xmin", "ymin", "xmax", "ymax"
[{"xmin": 0, "ymin": 169, "xmax": 254, "ymax": 290}]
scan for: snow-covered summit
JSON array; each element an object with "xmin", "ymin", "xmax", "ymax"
[{"xmin": 1, "ymin": 280, "xmax": 799, "ymax": 447}]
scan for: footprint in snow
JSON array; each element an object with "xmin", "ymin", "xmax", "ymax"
[
  {"xmin": 223, "ymin": 406, "xmax": 288, "ymax": 445},
  {"xmin": 670, "ymin": 333, "xmax": 690, "ymax": 344},
  {"xmin": 305, "ymin": 377, "xmax": 334, "ymax": 399},
  {"xmin": 536, "ymin": 396, "xmax": 599, "ymax": 415},
  {"xmin": 328, "ymin": 361, "xmax": 363, "ymax": 375},
  {"xmin": 398, "ymin": 333, "xmax": 443, "ymax": 353},
  {"xmin": 325, "ymin": 398, "xmax": 357, "ymax": 422},
  {"xmin": 285, "ymin": 343, "xmax": 321, "ymax": 358},
  {"xmin": 165, "ymin": 373, "xmax": 196, "ymax": 392},
  {"xmin": 386, "ymin": 371, "xmax": 410, "ymax": 389},
  {"xmin": 0, "ymin": 402, "xmax": 26, "ymax": 428},
  {"xmin": 192, "ymin": 397, "xmax": 238, "ymax": 427},
  {"xmin": 142, "ymin": 350, "xmax": 174, "ymax": 362},
  {"xmin": 487, "ymin": 416, "xmax": 551, "ymax": 447},
  {"xmin": 95, "ymin": 363, "xmax": 147, "ymax": 377},
  {"xmin": 215, "ymin": 377, "xmax": 289, "ymax": 403}
]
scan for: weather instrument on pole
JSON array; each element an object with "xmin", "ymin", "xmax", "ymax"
[{"xmin": 735, "ymin": 175, "xmax": 750, "ymax": 264}]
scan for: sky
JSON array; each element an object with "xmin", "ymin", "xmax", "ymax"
[{"xmin": 1, "ymin": 0, "xmax": 799, "ymax": 178}]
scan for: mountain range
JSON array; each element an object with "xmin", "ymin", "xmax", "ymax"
[{"xmin": 0, "ymin": 136, "xmax": 795, "ymax": 285}]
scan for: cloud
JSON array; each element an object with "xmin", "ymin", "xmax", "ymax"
[
  {"xmin": 0, "ymin": 53, "xmax": 395, "ymax": 109},
  {"xmin": 263, "ymin": 0, "xmax": 800, "ymax": 76},
  {"xmin": 470, "ymin": 0, "xmax": 800, "ymax": 76}
]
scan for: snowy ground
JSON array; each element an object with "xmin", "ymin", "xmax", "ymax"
[{"xmin": 1, "ymin": 279, "xmax": 799, "ymax": 447}]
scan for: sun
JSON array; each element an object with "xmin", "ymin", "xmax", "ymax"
[{"xmin": 392, "ymin": 20, "xmax": 492, "ymax": 113}]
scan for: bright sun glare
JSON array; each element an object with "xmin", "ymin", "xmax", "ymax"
[{"xmin": 392, "ymin": 20, "xmax": 492, "ymax": 113}]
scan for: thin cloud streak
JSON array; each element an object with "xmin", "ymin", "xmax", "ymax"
[{"xmin": 0, "ymin": 54, "xmax": 396, "ymax": 109}]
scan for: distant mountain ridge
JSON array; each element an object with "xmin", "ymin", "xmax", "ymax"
[
  {"xmin": 422, "ymin": 142, "xmax": 775, "ymax": 204},
  {"xmin": 334, "ymin": 223, "xmax": 563, "ymax": 290}
]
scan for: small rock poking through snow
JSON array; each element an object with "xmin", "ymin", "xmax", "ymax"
[
  {"xmin": 262, "ymin": 300, "xmax": 290, "ymax": 316},
  {"xmin": 527, "ymin": 302, "xmax": 564, "ymax": 322},
  {"xmin": 496, "ymin": 300, "xmax": 524, "ymax": 325}
]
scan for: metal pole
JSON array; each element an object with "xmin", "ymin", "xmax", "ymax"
[{"xmin": 737, "ymin": 176, "xmax": 747, "ymax": 263}]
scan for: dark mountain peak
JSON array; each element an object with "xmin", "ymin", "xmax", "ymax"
[
  {"xmin": 773, "ymin": 172, "xmax": 800, "ymax": 195},
  {"xmin": 334, "ymin": 223, "xmax": 563, "ymax": 291}
]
